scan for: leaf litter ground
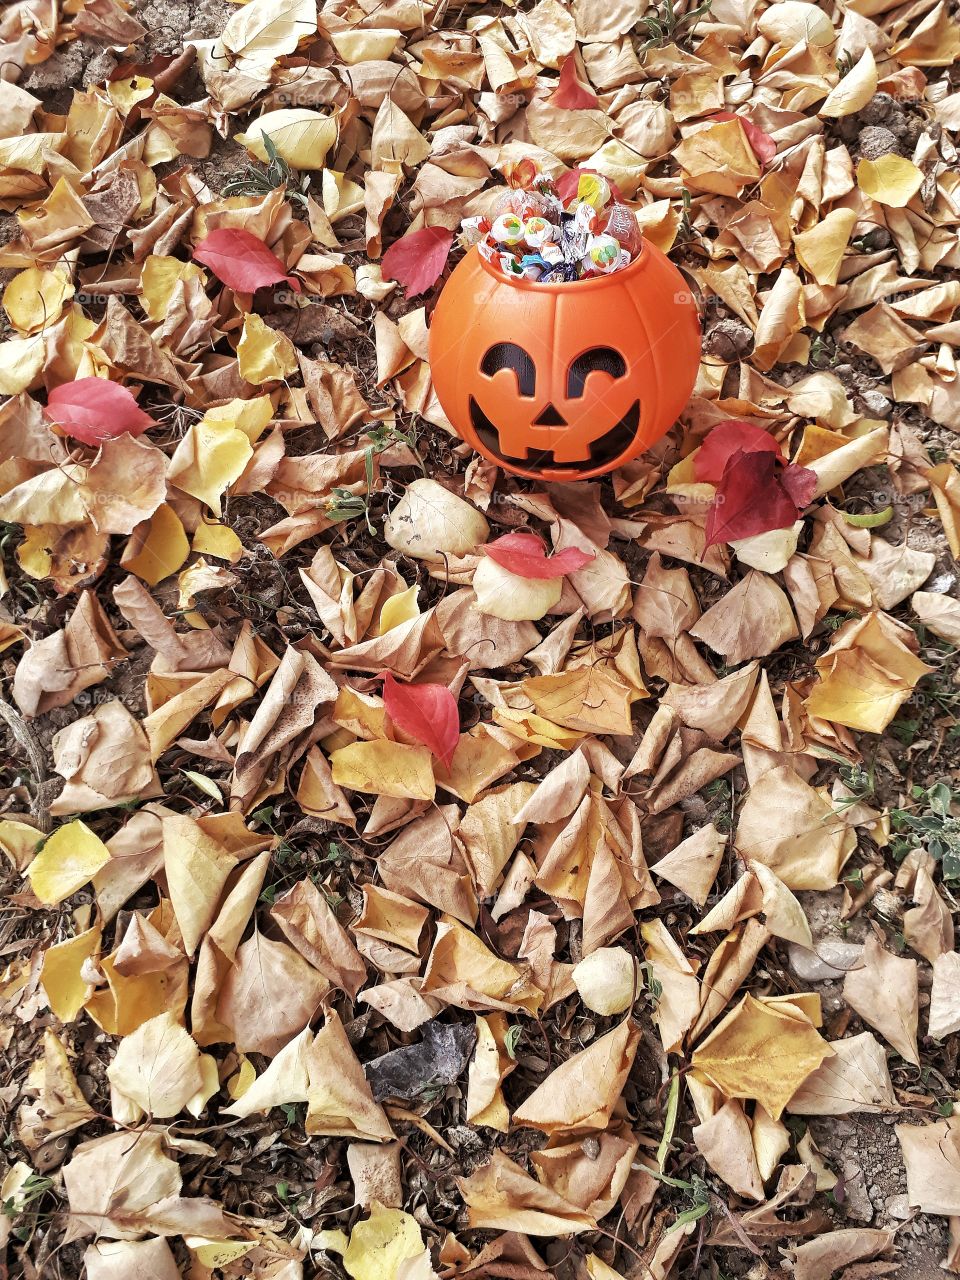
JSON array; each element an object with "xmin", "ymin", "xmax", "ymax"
[{"xmin": 1, "ymin": 0, "xmax": 960, "ymax": 1278}]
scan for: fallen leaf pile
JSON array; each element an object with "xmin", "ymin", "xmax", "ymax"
[{"xmin": 0, "ymin": 0, "xmax": 959, "ymax": 1277}]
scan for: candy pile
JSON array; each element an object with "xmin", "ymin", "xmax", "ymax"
[{"xmin": 459, "ymin": 167, "xmax": 643, "ymax": 284}]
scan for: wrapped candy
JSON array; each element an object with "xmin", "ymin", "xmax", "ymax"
[
  {"xmin": 490, "ymin": 213, "xmax": 525, "ymax": 246},
  {"xmin": 602, "ymin": 201, "xmax": 644, "ymax": 256},
  {"xmin": 586, "ymin": 234, "xmax": 627, "ymax": 274},
  {"xmin": 464, "ymin": 165, "xmax": 640, "ymax": 284}
]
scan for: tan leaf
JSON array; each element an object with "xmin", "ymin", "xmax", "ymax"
[
  {"xmin": 897, "ymin": 1118, "xmax": 960, "ymax": 1216},
  {"xmin": 788, "ymin": 1031, "xmax": 897, "ymax": 1115},
  {"xmin": 512, "ymin": 1019, "xmax": 640, "ymax": 1135},
  {"xmin": 843, "ymin": 933, "xmax": 919, "ymax": 1066},
  {"xmin": 690, "ymin": 572, "xmax": 798, "ymax": 663},
  {"xmin": 459, "ymin": 1150, "xmax": 595, "ymax": 1235},
  {"xmin": 305, "ymin": 1011, "xmax": 394, "ymax": 1141},
  {"xmin": 216, "ymin": 927, "xmax": 328, "ymax": 1057},
  {"xmin": 106, "ymin": 1011, "xmax": 205, "ymax": 1120}
]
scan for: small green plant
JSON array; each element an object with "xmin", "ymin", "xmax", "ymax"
[
  {"xmin": 639, "ymin": 960, "xmax": 662, "ymax": 1004},
  {"xmin": 891, "ymin": 782, "xmax": 960, "ymax": 880},
  {"xmin": 647, "ymin": 1167, "xmax": 712, "ymax": 1232},
  {"xmin": 638, "ymin": 0, "xmax": 713, "ymax": 51},
  {"xmin": 224, "ymin": 135, "xmax": 311, "ymax": 209},
  {"xmin": 889, "ymin": 716, "xmax": 921, "ymax": 747},
  {"xmin": 3, "ymin": 1173, "xmax": 54, "ymax": 1242},
  {"xmin": 365, "ymin": 421, "xmax": 426, "ymax": 473},
  {"xmin": 504, "ymin": 1024, "xmax": 523, "ymax": 1059},
  {"xmin": 327, "ymin": 447, "xmax": 377, "ymax": 535}
]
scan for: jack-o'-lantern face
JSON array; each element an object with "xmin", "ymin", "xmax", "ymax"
[
  {"xmin": 468, "ymin": 341, "xmax": 640, "ymax": 473},
  {"xmin": 428, "ymin": 243, "xmax": 702, "ymax": 482}
]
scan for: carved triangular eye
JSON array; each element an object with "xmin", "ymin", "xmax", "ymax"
[
  {"xmin": 481, "ymin": 342, "xmax": 536, "ymax": 397},
  {"xmin": 566, "ymin": 347, "xmax": 627, "ymax": 398}
]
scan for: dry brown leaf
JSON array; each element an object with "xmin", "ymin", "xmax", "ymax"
[
  {"xmin": 306, "ymin": 1011, "xmax": 394, "ymax": 1141},
  {"xmin": 216, "ymin": 927, "xmax": 328, "ymax": 1058},
  {"xmin": 788, "ymin": 1031, "xmax": 897, "ymax": 1115},
  {"xmin": 692, "ymin": 994, "xmax": 834, "ymax": 1120},
  {"xmin": 897, "ymin": 1118, "xmax": 960, "ymax": 1216},
  {"xmin": 843, "ymin": 933, "xmax": 920, "ymax": 1067},
  {"xmin": 459, "ymin": 1150, "xmax": 595, "ymax": 1235},
  {"xmin": 512, "ymin": 1019, "xmax": 640, "ymax": 1136}
]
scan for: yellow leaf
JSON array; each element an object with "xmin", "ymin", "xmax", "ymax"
[
  {"xmin": 168, "ymin": 412, "xmax": 254, "ymax": 515},
  {"xmin": 586, "ymin": 1257, "xmax": 627, "ymax": 1280},
  {"xmin": 27, "ymin": 821, "xmax": 111, "ymax": 906},
  {"xmin": 819, "ymin": 47, "xmax": 877, "ymax": 118},
  {"xmin": 691, "ymin": 993, "xmax": 834, "ymax": 1120},
  {"xmin": 40, "ymin": 924, "xmax": 102, "ymax": 1022},
  {"xmin": 0, "ymin": 335, "xmax": 45, "ymax": 394},
  {"xmin": 3, "ymin": 268, "xmax": 74, "ymax": 335},
  {"xmin": 235, "ymin": 109, "xmax": 337, "ymax": 170},
  {"xmin": 192, "ymin": 521, "xmax": 244, "ymax": 563},
  {"xmin": 121, "ymin": 504, "xmax": 190, "ymax": 585},
  {"xmin": 522, "ymin": 666, "xmax": 636, "ymax": 736},
  {"xmin": 332, "ymin": 28, "xmax": 402, "ymax": 63},
  {"xmin": 472, "ymin": 557, "xmax": 562, "ymax": 621},
  {"xmin": 237, "ymin": 312, "xmax": 298, "ymax": 385},
  {"xmin": 376, "ymin": 583, "xmax": 419, "ymax": 634},
  {"xmin": 343, "ymin": 1203, "xmax": 424, "ymax": 1280},
  {"xmin": 330, "ymin": 740, "xmax": 436, "ymax": 801},
  {"xmin": 140, "ymin": 255, "xmax": 206, "ymax": 322},
  {"xmin": 857, "ymin": 154, "xmax": 924, "ymax": 207},
  {"xmin": 205, "ymin": 395, "xmax": 275, "ymax": 443},
  {"xmin": 162, "ymin": 815, "xmax": 239, "ymax": 956},
  {"xmin": 794, "ymin": 208, "xmax": 857, "ymax": 287},
  {"xmin": 806, "ymin": 610, "xmax": 932, "ymax": 733}
]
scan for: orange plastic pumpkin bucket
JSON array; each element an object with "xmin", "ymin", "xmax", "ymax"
[{"xmin": 429, "ymin": 240, "xmax": 701, "ymax": 483}]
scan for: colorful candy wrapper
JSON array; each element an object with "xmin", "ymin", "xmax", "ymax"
[
  {"xmin": 523, "ymin": 216, "xmax": 555, "ymax": 248},
  {"xmin": 466, "ymin": 164, "xmax": 640, "ymax": 283},
  {"xmin": 491, "ymin": 213, "xmax": 524, "ymax": 246},
  {"xmin": 570, "ymin": 171, "xmax": 610, "ymax": 212},
  {"xmin": 587, "ymin": 234, "xmax": 623, "ymax": 273}
]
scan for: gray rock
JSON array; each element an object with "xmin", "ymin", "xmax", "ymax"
[
  {"xmin": 840, "ymin": 1160, "xmax": 875, "ymax": 1223},
  {"xmin": 703, "ymin": 318, "xmax": 754, "ymax": 361},
  {"xmin": 860, "ymin": 389, "xmax": 892, "ymax": 418},
  {"xmin": 885, "ymin": 1194, "xmax": 911, "ymax": 1220},
  {"xmin": 788, "ymin": 940, "xmax": 864, "ymax": 982},
  {"xmin": 859, "ymin": 125, "xmax": 900, "ymax": 160}
]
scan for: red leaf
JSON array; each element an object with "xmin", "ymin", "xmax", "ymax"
[
  {"xmin": 381, "ymin": 227, "xmax": 454, "ymax": 297},
  {"xmin": 781, "ymin": 463, "xmax": 818, "ymax": 509},
  {"xmin": 705, "ymin": 449, "xmax": 801, "ymax": 547},
  {"xmin": 45, "ymin": 378, "xmax": 157, "ymax": 446},
  {"xmin": 484, "ymin": 532, "xmax": 595, "ymax": 579},
  {"xmin": 710, "ymin": 111, "xmax": 777, "ymax": 168},
  {"xmin": 551, "ymin": 57, "xmax": 599, "ymax": 110},
  {"xmin": 694, "ymin": 420, "xmax": 784, "ymax": 483},
  {"xmin": 381, "ymin": 671, "xmax": 460, "ymax": 770},
  {"xmin": 192, "ymin": 228, "xmax": 301, "ymax": 293},
  {"xmin": 555, "ymin": 167, "xmax": 625, "ymax": 206}
]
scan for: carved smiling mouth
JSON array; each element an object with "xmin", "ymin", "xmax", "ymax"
[{"xmin": 468, "ymin": 398, "xmax": 642, "ymax": 472}]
